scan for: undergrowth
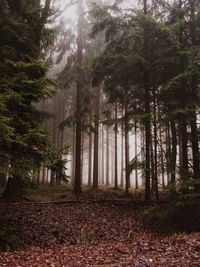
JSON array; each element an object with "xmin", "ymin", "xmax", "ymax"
[{"xmin": 140, "ymin": 193, "xmax": 200, "ymax": 234}]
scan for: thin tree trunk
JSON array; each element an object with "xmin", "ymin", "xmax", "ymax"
[
  {"xmin": 179, "ymin": 119, "xmax": 188, "ymax": 183},
  {"xmin": 92, "ymin": 87, "xmax": 100, "ymax": 189},
  {"xmin": 150, "ymin": 136, "xmax": 155, "ymax": 192},
  {"xmin": 102, "ymin": 125, "xmax": 105, "ymax": 185},
  {"xmin": 88, "ymin": 131, "xmax": 92, "ymax": 187},
  {"xmin": 98, "ymin": 124, "xmax": 102, "ymax": 185},
  {"xmin": 153, "ymin": 89, "xmax": 158, "ymax": 199},
  {"xmin": 166, "ymin": 123, "xmax": 171, "ymax": 185},
  {"xmin": 125, "ymin": 102, "xmax": 130, "ymax": 193},
  {"xmin": 141, "ymin": 124, "xmax": 145, "ymax": 188},
  {"xmin": 135, "ymin": 121, "xmax": 138, "ymax": 189},
  {"xmin": 114, "ymin": 103, "xmax": 118, "ymax": 190},
  {"xmin": 42, "ymin": 164, "xmax": 46, "ymax": 185},
  {"xmin": 106, "ymin": 124, "xmax": 110, "ymax": 187},
  {"xmin": 81, "ymin": 132, "xmax": 84, "ymax": 185},
  {"xmin": 159, "ymin": 126, "xmax": 165, "ymax": 188},
  {"xmin": 144, "ymin": 0, "xmax": 151, "ymax": 201},
  {"xmin": 121, "ymin": 129, "xmax": 124, "ymax": 188},
  {"xmin": 50, "ymin": 97, "xmax": 57, "ymax": 186},
  {"xmin": 71, "ymin": 126, "xmax": 76, "ymax": 185},
  {"xmin": 170, "ymin": 120, "xmax": 177, "ymax": 186}
]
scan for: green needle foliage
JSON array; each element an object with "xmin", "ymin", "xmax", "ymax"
[{"xmin": 0, "ymin": 0, "xmax": 55, "ymax": 199}]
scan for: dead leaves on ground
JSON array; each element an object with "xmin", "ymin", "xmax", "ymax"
[{"xmin": 0, "ymin": 202, "xmax": 200, "ymax": 266}]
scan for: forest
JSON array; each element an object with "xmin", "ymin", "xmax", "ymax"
[{"xmin": 0, "ymin": 0, "xmax": 200, "ymax": 266}]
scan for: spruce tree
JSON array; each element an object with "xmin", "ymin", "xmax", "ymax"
[{"xmin": 0, "ymin": 0, "xmax": 54, "ymax": 199}]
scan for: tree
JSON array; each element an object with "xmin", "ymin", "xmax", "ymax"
[{"xmin": 0, "ymin": 0, "xmax": 54, "ymax": 199}]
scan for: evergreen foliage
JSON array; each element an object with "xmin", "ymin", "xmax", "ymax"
[{"xmin": 0, "ymin": 0, "xmax": 54, "ymax": 198}]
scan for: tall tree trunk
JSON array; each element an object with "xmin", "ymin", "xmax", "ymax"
[
  {"xmin": 150, "ymin": 136, "xmax": 155, "ymax": 192},
  {"xmin": 144, "ymin": 0, "xmax": 151, "ymax": 201},
  {"xmin": 42, "ymin": 164, "xmax": 46, "ymax": 185},
  {"xmin": 102, "ymin": 125, "xmax": 105, "ymax": 185},
  {"xmin": 178, "ymin": 0, "xmax": 189, "ymax": 190},
  {"xmin": 106, "ymin": 124, "xmax": 110, "ymax": 187},
  {"xmin": 141, "ymin": 124, "xmax": 145, "ymax": 188},
  {"xmin": 92, "ymin": 87, "xmax": 100, "ymax": 189},
  {"xmin": 125, "ymin": 101, "xmax": 130, "ymax": 193},
  {"xmin": 166, "ymin": 123, "xmax": 171, "ymax": 185},
  {"xmin": 179, "ymin": 119, "xmax": 188, "ymax": 183},
  {"xmin": 98, "ymin": 124, "xmax": 102, "ymax": 184},
  {"xmin": 88, "ymin": 131, "xmax": 92, "ymax": 187},
  {"xmin": 159, "ymin": 126, "xmax": 165, "ymax": 188},
  {"xmin": 191, "ymin": 111, "xmax": 200, "ymax": 191},
  {"xmin": 153, "ymin": 89, "xmax": 158, "ymax": 199},
  {"xmin": 81, "ymin": 132, "xmax": 84, "ymax": 185},
  {"xmin": 74, "ymin": 0, "xmax": 84, "ymax": 193},
  {"xmin": 114, "ymin": 103, "xmax": 118, "ymax": 190},
  {"xmin": 71, "ymin": 126, "xmax": 76, "ymax": 185},
  {"xmin": 189, "ymin": 0, "xmax": 200, "ymax": 192},
  {"xmin": 121, "ymin": 128, "xmax": 124, "ymax": 188},
  {"xmin": 50, "ymin": 97, "xmax": 57, "ymax": 186},
  {"xmin": 170, "ymin": 120, "xmax": 177, "ymax": 187},
  {"xmin": 135, "ymin": 121, "xmax": 138, "ymax": 189},
  {"xmin": 111, "ymin": 143, "xmax": 115, "ymax": 185}
]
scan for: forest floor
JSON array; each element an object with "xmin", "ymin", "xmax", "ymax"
[{"xmin": 0, "ymin": 187, "xmax": 200, "ymax": 266}]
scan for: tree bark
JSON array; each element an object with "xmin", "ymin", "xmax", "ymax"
[
  {"xmin": 144, "ymin": 0, "xmax": 151, "ymax": 201},
  {"xmin": 159, "ymin": 126, "xmax": 165, "ymax": 188},
  {"xmin": 73, "ymin": 0, "xmax": 84, "ymax": 193},
  {"xmin": 92, "ymin": 87, "xmax": 100, "ymax": 189},
  {"xmin": 170, "ymin": 120, "xmax": 177, "ymax": 186},
  {"xmin": 88, "ymin": 131, "xmax": 92, "ymax": 187},
  {"xmin": 189, "ymin": 0, "xmax": 200, "ymax": 191},
  {"xmin": 125, "ymin": 102, "xmax": 130, "ymax": 193},
  {"xmin": 153, "ymin": 89, "xmax": 158, "ymax": 199},
  {"xmin": 114, "ymin": 103, "xmax": 118, "ymax": 190},
  {"xmin": 179, "ymin": 119, "xmax": 188, "ymax": 183},
  {"xmin": 101, "ymin": 125, "xmax": 105, "ymax": 185},
  {"xmin": 134, "ymin": 121, "xmax": 138, "ymax": 189},
  {"xmin": 106, "ymin": 124, "xmax": 110, "ymax": 187}
]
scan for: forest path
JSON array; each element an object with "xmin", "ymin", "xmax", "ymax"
[{"xmin": 0, "ymin": 202, "xmax": 200, "ymax": 266}]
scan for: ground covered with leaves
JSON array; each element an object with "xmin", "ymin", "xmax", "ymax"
[{"xmin": 0, "ymin": 195, "xmax": 200, "ymax": 266}]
